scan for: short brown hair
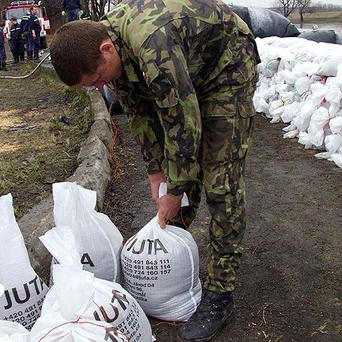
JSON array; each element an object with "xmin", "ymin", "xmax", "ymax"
[{"xmin": 50, "ymin": 21, "xmax": 110, "ymax": 86}]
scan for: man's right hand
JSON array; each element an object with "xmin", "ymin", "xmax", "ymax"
[
  {"xmin": 61, "ymin": 10, "xmax": 66, "ymax": 16},
  {"xmin": 148, "ymin": 171, "xmax": 166, "ymax": 204}
]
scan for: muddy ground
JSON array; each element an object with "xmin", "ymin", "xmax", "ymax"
[{"xmin": 104, "ymin": 114, "xmax": 341, "ymax": 342}]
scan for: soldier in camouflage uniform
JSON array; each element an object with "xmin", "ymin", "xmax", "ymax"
[{"xmin": 50, "ymin": 0, "xmax": 260, "ymax": 340}]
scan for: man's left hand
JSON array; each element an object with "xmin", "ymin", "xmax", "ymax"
[{"xmin": 158, "ymin": 194, "xmax": 182, "ymax": 229}]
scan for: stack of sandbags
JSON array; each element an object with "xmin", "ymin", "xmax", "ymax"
[
  {"xmin": 34, "ymin": 226, "xmax": 154, "ymax": 342},
  {"xmin": 253, "ymin": 36, "xmax": 342, "ymax": 168},
  {"xmin": 0, "ymin": 194, "xmax": 48, "ymax": 330}
]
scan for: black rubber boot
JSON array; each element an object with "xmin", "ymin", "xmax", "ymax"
[{"xmin": 178, "ymin": 290, "xmax": 234, "ymax": 341}]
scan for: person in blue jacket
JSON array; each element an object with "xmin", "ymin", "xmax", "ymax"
[
  {"xmin": 27, "ymin": 6, "xmax": 41, "ymax": 61},
  {"xmin": 9, "ymin": 17, "xmax": 24, "ymax": 63},
  {"xmin": 62, "ymin": 0, "xmax": 82, "ymax": 22}
]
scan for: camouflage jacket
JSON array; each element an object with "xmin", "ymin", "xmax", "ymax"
[{"xmin": 102, "ymin": 0, "xmax": 259, "ymax": 196}]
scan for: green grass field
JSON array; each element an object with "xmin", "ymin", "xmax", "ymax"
[{"xmin": 289, "ymin": 11, "xmax": 342, "ymax": 24}]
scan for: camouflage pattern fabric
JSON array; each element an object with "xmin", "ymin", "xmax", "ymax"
[{"xmin": 102, "ymin": 0, "xmax": 259, "ymax": 292}]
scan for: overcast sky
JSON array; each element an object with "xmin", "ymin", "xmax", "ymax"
[{"xmin": 229, "ymin": 0, "xmax": 342, "ymax": 7}]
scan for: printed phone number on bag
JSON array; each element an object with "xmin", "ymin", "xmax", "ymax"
[
  {"xmin": 3, "ymin": 299, "xmax": 44, "ymax": 328},
  {"xmin": 122, "ymin": 256, "xmax": 172, "ymax": 278}
]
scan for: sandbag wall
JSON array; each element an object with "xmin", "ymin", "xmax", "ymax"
[{"xmin": 254, "ymin": 36, "xmax": 342, "ymax": 168}]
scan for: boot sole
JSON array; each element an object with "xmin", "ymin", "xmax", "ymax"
[{"xmin": 176, "ymin": 308, "xmax": 234, "ymax": 342}]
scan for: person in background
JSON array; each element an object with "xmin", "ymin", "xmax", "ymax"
[
  {"xmin": 27, "ymin": 6, "xmax": 41, "ymax": 61},
  {"xmin": 0, "ymin": 24, "xmax": 7, "ymax": 71},
  {"xmin": 20, "ymin": 10, "xmax": 30, "ymax": 60},
  {"xmin": 61, "ymin": 0, "xmax": 82, "ymax": 22},
  {"xmin": 9, "ymin": 17, "xmax": 24, "ymax": 63}
]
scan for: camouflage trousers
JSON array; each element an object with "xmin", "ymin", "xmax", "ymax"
[{"xmin": 170, "ymin": 103, "xmax": 255, "ymax": 293}]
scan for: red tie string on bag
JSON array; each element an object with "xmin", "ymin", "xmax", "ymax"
[{"xmin": 38, "ymin": 318, "xmax": 130, "ymax": 341}]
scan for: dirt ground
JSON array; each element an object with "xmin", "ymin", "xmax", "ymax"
[
  {"xmin": 0, "ymin": 60, "xmax": 92, "ymax": 217},
  {"xmin": 104, "ymin": 114, "xmax": 342, "ymax": 342}
]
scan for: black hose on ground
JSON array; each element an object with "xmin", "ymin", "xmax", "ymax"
[{"xmin": 0, "ymin": 53, "xmax": 51, "ymax": 79}]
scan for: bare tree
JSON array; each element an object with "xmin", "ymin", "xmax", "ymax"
[
  {"xmin": 84, "ymin": 0, "xmax": 119, "ymax": 21},
  {"xmin": 274, "ymin": 0, "xmax": 297, "ymax": 17},
  {"xmin": 297, "ymin": 0, "xmax": 312, "ymax": 27}
]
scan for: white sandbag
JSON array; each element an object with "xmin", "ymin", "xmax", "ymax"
[
  {"xmin": 280, "ymin": 70, "xmax": 297, "ymax": 85},
  {"xmin": 263, "ymin": 59, "xmax": 280, "ymax": 78},
  {"xmin": 325, "ymin": 86, "xmax": 342, "ymax": 104},
  {"xmin": 298, "ymin": 61, "xmax": 320, "ymax": 77},
  {"xmin": 279, "ymin": 91, "xmax": 294, "ymax": 105},
  {"xmin": 0, "ymin": 285, "xmax": 30, "ymax": 342},
  {"xmin": 317, "ymin": 55, "xmax": 342, "ymax": 77},
  {"xmin": 325, "ymin": 134, "xmax": 342, "ymax": 154},
  {"xmin": 329, "ymin": 102, "xmax": 342, "ymax": 119},
  {"xmin": 263, "ymin": 84, "xmax": 277, "ymax": 101},
  {"xmin": 311, "ymin": 83, "xmax": 328, "ymax": 107},
  {"xmin": 336, "ymin": 64, "xmax": 342, "ymax": 87},
  {"xmin": 330, "ymin": 117, "xmax": 342, "ymax": 134},
  {"xmin": 307, "ymin": 107, "xmax": 330, "ymax": 146},
  {"xmin": 292, "ymin": 99, "xmax": 316, "ymax": 131},
  {"xmin": 295, "ymin": 77, "xmax": 311, "ymax": 95},
  {"xmin": 283, "ymin": 129, "xmax": 299, "ymax": 139},
  {"xmin": 331, "ymin": 153, "xmax": 342, "ymax": 168},
  {"xmin": 269, "ymin": 99, "xmax": 283, "ymax": 113},
  {"xmin": 281, "ymin": 101, "xmax": 301, "ymax": 123},
  {"xmin": 283, "ymin": 123, "xmax": 297, "ymax": 132},
  {"xmin": 39, "ymin": 227, "xmax": 153, "ymax": 341},
  {"xmin": 0, "ymin": 194, "xmax": 48, "ymax": 330},
  {"xmin": 253, "ymin": 93, "xmax": 269, "ymax": 114},
  {"xmin": 121, "ymin": 216, "xmax": 202, "ymax": 322},
  {"xmin": 315, "ymin": 151, "xmax": 332, "ymax": 160},
  {"xmin": 53, "ymin": 182, "xmax": 123, "ymax": 282},
  {"xmin": 0, "ymin": 320, "xmax": 30, "ymax": 342},
  {"xmin": 298, "ymin": 131, "xmax": 312, "ymax": 148}
]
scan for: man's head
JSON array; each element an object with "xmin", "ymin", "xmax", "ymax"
[
  {"xmin": 50, "ymin": 21, "xmax": 122, "ymax": 88},
  {"xmin": 10, "ymin": 17, "xmax": 17, "ymax": 24},
  {"xmin": 30, "ymin": 6, "xmax": 37, "ymax": 15}
]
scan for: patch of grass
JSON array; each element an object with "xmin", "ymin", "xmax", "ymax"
[
  {"xmin": 48, "ymin": 117, "xmax": 65, "ymax": 132},
  {"xmin": 290, "ymin": 11, "xmax": 342, "ymax": 24},
  {"xmin": 0, "ymin": 64, "xmax": 95, "ymax": 218}
]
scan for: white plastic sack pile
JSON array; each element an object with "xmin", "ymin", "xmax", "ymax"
[
  {"xmin": 0, "ymin": 194, "xmax": 48, "ymax": 330},
  {"xmin": 37, "ymin": 226, "xmax": 153, "ymax": 341},
  {"xmin": 254, "ymin": 36, "xmax": 342, "ymax": 168},
  {"xmin": 121, "ymin": 215, "xmax": 202, "ymax": 321},
  {"xmin": 53, "ymin": 182, "xmax": 123, "ymax": 282}
]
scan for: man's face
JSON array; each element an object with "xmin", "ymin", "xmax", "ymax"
[
  {"xmin": 79, "ymin": 39, "xmax": 122, "ymax": 89},
  {"xmin": 31, "ymin": 8, "xmax": 37, "ymax": 15}
]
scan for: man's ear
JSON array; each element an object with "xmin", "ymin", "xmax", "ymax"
[{"xmin": 99, "ymin": 39, "xmax": 116, "ymax": 56}]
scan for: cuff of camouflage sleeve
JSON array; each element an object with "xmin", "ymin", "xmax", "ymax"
[
  {"xmin": 146, "ymin": 160, "xmax": 162, "ymax": 175},
  {"xmin": 166, "ymin": 181, "xmax": 191, "ymax": 196}
]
